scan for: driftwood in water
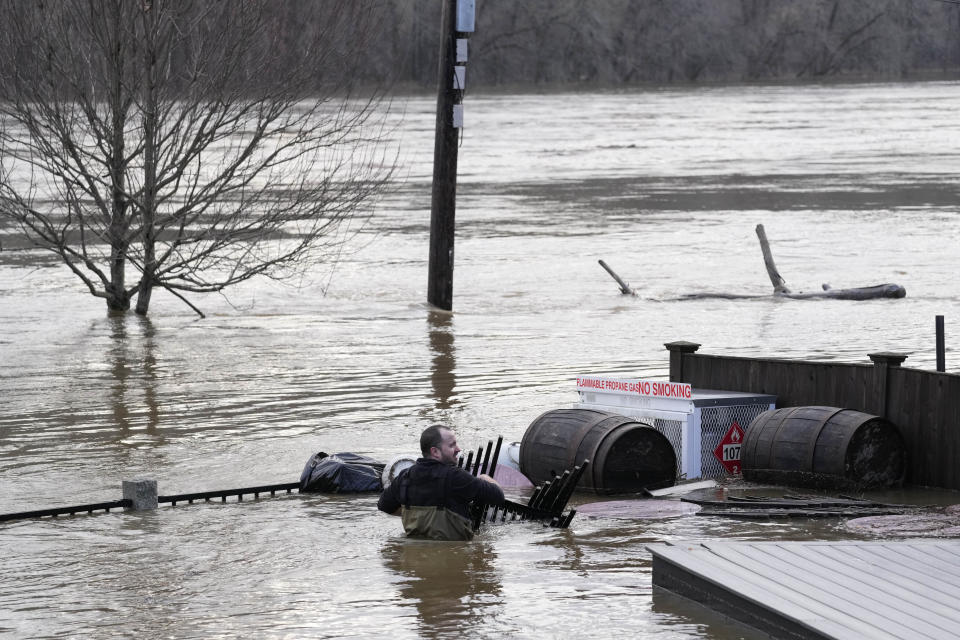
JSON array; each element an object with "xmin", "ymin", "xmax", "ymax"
[
  {"xmin": 598, "ymin": 259, "xmax": 637, "ymax": 295},
  {"xmin": 755, "ymin": 224, "xmax": 790, "ymax": 294},
  {"xmin": 599, "ymin": 226, "xmax": 905, "ymax": 300},
  {"xmin": 755, "ymin": 224, "xmax": 906, "ymax": 300}
]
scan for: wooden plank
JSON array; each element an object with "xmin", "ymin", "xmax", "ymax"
[
  {"xmin": 650, "ymin": 544, "xmax": 898, "ymax": 639},
  {"xmin": 703, "ymin": 543, "xmax": 940, "ymax": 640},
  {"xmin": 919, "ymin": 370, "xmax": 944, "ymax": 486},
  {"xmin": 884, "ymin": 366, "xmax": 913, "ymax": 479},
  {"xmin": 901, "ymin": 370, "xmax": 926, "ymax": 485},
  {"xmin": 946, "ymin": 379, "xmax": 960, "ymax": 489},
  {"xmin": 930, "ymin": 372, "xmax": 956, "ymax": 489}
]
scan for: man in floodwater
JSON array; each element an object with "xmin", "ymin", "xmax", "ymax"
[{"xmin": 378, "ymin": 425, "xmax": 505, "ymax": 541}]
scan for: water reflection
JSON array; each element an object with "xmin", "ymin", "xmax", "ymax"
[
  {"xmin": 651, "ymin": 587, "xmax": 770, "ymax": 640},
  {"xmin": 380, "ymin": 539, "xmax": 502, "ymax": 637},
  {"xmin": 107, "ymin": 315, "xmax": 160, "ymax": 439},
  {"xmin": 427, "ymin": 311, "xmax": 457, "ymax": 409}
]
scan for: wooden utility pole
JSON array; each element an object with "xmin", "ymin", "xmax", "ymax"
[{"xmin": 428, "ymin": 0, "xmax": 471, "ymax": 310}]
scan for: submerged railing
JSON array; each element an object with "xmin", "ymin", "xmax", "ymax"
[
  {"xmin": 0, "ymin": 446, "xmax": 586, "ymax": 529},
  {"xmin": 0, "ymin": 479, "xmax": 303, "ymax": 524}
]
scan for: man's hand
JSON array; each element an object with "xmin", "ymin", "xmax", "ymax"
[{"xmin": 477, "ymin": 473, "xmax": 500, "ymax": 486}]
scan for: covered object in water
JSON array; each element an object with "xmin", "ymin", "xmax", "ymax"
[{"xmin": 300, "ymin": 452, "xmax": 385, "ymax": 493}]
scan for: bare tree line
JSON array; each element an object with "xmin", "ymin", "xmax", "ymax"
[
  {"xmin": 370, "ymin": 0, "xmax": 960, "ymax": 87},
  {"xmin": 3, "ymin": 1, "xmax": 956, "ymax": 92}
]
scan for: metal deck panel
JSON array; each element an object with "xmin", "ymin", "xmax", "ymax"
[{"xmin": 649, "ymin": 541, "xmax": 960, "ymax": 640}]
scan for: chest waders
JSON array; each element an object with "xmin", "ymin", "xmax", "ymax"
[{"xmin": 399, "ymin": 467, "xmax": 475, "ymax": 541}]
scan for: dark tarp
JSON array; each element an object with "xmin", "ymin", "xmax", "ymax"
[{"xmin": 299, "ymin": 452, "xmax": 385, "ymax": 493}]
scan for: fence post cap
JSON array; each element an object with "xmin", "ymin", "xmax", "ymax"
[
  {"xmin": 665, "ymin": 341, "xmax": 701, "ymax": 353},
  {"xmin": 868, "ymin": 352, "xmax": 909, "ymax": 367}
]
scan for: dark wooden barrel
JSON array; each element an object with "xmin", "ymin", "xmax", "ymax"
[
  {"xmin": 741, "ymin": 406, "xmax": 906, "ymax": 489},
  {"xmin": 520, "ymin": 408, "xmax": 676, "ymax": 494}
]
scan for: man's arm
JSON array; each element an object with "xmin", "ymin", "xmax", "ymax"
[
  {"xmin": 377, "ymin": 480, "xmax": 402, "ymax": 516},
  {"xmin": 468, "ymin": 472, "xmax": 505, "ymax": 504}
]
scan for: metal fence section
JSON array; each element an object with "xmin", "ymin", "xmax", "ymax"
[
  {"xmin": 697, "ymin": 403, "xmax": 771, "ymax": 479},
  {"xmin": 158, "ymin": 482, "xmax": 301, "ymax": 506},
  {"xmin": 652, "ymin": 418, "xmax": 684, "ymax": 478},
  {"xmin": 0, "ymin": 482, "xmax": 302, "ymax": 524},
  {"xmin": 0, "ymin": 499, "xmax": 132, "ymax": 523}
]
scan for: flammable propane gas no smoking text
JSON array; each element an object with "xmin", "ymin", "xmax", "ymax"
[{"xmin": 576, "ymin": 377, "xmax": 692, "ymax": 399}]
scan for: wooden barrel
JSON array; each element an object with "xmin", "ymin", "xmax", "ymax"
[
  {"xmin": 741, "ymin": 406, "xmax": 906, "ymax": 489},
  {"xmin": 520, "ymin": 408, "xmax": 676, "ymax": 494}
]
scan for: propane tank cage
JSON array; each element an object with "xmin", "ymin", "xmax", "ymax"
[{"xmin": 573, "ymin": 376, "xmax": 776, "ymax": 481}]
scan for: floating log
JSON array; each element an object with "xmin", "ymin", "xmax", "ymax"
[
  {"xmin": 755, "ymin": 223, "xmax": 790, "ymax": 294},
  {"xmin": 755, "ymin": 224, "xmax": 906, "ymax": 300},
  {"xmin": 598, "ymin": 259, "xmax": 637, "ymax": 295},
  {"xmin": 601, "ymin": 226, "xmax": 905, "ymax": 301}
]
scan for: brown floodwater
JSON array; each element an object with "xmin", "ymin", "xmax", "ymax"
[{"xmin": 2, "ymin": 81, "xmax": 959, "ymax": 638}]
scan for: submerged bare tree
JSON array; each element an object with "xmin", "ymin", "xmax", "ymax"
[{"xmin": 0, "ymin": 0, "xmax": 393, "ymax": 316}]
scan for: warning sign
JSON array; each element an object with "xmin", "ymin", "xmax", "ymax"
[{"xmin": 713, "ymin": 421, "xmax": 745, "ymax": 475}]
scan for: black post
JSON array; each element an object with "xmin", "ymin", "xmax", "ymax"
[
  {"xmin": 427, "ymin": 0, "xmax": 465, "ymax": 310},
  {"xmin": 540, "ymin": 470, "xmax": 570, "ymax": 512},
  {"xmin": 868, "ymin": 352, "xmax": 908, "ymax": 418},
  {"xmin": 479, "ymin": 440, "xmax": 493, "ymax": 475},
  {"xmin": 552, "ymin": 461, "xmax": 588, "ymax": 513},
  {"xmin": 665, "ymin": 341, "xmax": 701, "ymax": 383},
  {"xmin": 525, "ymin": 484, "xmax": 545, "ymax": 515},
  {"xmin": 471, "ymin": 445, "xmax": 484, "ymax": 476},
  {"xmin": 531, "ymin": 476, "xmax": 556, "ymax": 509},
  {"xmin": 487, "ymin": 436, "xmax": 503, "ymax": 478},
  {"xmin": 936, "ymin": 315, "xmax": 945, "ymax": 373}
]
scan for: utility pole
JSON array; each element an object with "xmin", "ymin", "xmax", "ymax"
[{"xmin": 428, "ymin": 0, "xmax": 473, "ymax": 311}]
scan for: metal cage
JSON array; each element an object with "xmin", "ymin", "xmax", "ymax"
[{"xmin": 573, "ymin": 377, "xmax": 775, "ymax": 481}]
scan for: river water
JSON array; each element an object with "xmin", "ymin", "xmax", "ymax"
[{"xmin": 2, "ymin": 81, "xmax": 959, "ymax": 638}]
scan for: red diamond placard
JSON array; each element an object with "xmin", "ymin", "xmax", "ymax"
[{"xmin": 713, "ymin": 421, "xmax": 745, "ymax": 475}]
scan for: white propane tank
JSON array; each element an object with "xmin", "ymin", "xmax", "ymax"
[{"xmin": 381, "ymin": 455, "xmax": 417, "ymax": 489}]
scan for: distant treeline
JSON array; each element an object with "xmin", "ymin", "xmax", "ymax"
[
  {"xmin": 3, "ymin": 0, "xmax": 958, "ymax": 91},
  {"xmin": 370, "ymin": 0, "xmax": 960, "ymax": 87}
]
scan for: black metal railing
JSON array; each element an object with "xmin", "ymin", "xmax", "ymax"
[
  {"xmin": 0, "ymin": 482, "xmax": 303, "ymax": 524},
  {"xmin": 0, "ymin": 499, "xmax": 131, "ymax": 523},
  {"xmin": 158, "ymin": 482, "xmax": 301, "ymax": 506}
]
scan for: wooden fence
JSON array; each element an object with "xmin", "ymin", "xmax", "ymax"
[{"xmin": 665, "ymin": 342, "xmax": 960, "ymax": 490}]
